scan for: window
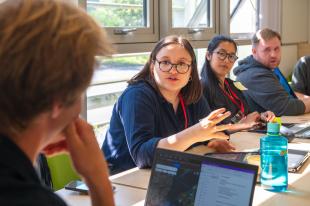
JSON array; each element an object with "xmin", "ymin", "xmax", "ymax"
[
  {"xmin": 81, "ymin": 0, "xmax": 158, "ymax": 43},
  {"xmin": 230, "ymin": 0, "xmax": 259, "ymax": 39},
  {"xmin": 160, "ymin": 0, "xmax": 217, "ymax": 40},
  {"xmin": 80, "ymin": 0, "xmax": 218, "ymax": 45},
  {"xmin": 86, "ymin": 53, "xmax": 148, "ymax": 135}
]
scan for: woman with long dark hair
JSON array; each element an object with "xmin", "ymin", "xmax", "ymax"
[{"xmin": 201, "ymin": 35, "xmax": 274, "ymax": 131}]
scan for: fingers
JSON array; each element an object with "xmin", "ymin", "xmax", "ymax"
[
  {"xmin": 266, "ymin": 111, "xmax": 275, "ymax": 122},
  {"xmin": 72, "ymin": 118, "xmax": 96, "ymax": 144},
  {"xmin": 229, "ymin": 122, "xmax": 253, "ymax": 131},
  {"xmin": 247, "ymin": 112, "xmax": 260, "ymax": 121},
  {"xmin": 200, "ymin": 109, "xmax": 231, "ymax": 128},
  {"xmin": 260, "ymin": 111, "xmax": 275, "ymax": 122},
  {"xmin": 207, "ymin": 108, "xmax": 227, "ymax": 120},
  {"xmin": 208, "ymin": 139, "xmax": 236, "ymax": 152},
  {"xmin": 208, "ymin": 131, "xmax": 230, "ymax": 140},
  {"xmin": 213, "ymin": 124, "xmax": 233, "ymax": 132},
  {"xmin": 63, "ymin": 121, "xmax": 80, "ymax": 152},
  {"xmin": 64, "ymin": 118, "xmax": 96, "ymax": 150}
]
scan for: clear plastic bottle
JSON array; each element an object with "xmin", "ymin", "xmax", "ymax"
[{"xmin": 260, "ymin": 122, "xmax": 288, "ymax": 191}]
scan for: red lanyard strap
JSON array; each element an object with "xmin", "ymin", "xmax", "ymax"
[
  {"xmin": 179, "ymin": 94, "xmax": 188, "ymax": 129},
  {"xmin": 221, "ymin": 80, "xmax": 245, "ymax": 114}
]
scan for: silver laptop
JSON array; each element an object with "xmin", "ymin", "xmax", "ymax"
[
  {"xmin": 281, "ymin": 122, "xmax": 310, "ymax": 138},
  {"xmin": 145, "ymin": 148, "xmax": 258, "ymax": 206}
]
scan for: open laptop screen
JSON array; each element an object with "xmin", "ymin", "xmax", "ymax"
[
  {"xmin": 195, "ymin": 160, "xmax": 256, "ymax": 205},
  {"xmin": 145, "ymin": 149, "xmax": 258, "ymax": 206}
]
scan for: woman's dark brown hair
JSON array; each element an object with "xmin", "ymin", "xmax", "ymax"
[{"xmin": 128, "ymin": 35, "xmax": 202, "ymax": 105}]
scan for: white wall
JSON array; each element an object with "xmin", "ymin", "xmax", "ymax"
[
  {"xmin": 281, "ymin": 0, "xmax": 308, "ymax": 44},
  {"xmin": 279, "ymin": 45, "xmax": 298, "ymax": 78},
  {"xmin": 309, "ymin": 1, "xmax": 310, "ymax": 43}
]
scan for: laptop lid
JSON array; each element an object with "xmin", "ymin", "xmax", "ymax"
[
  {"xmin": 283, "ymin": 122, "xmax": 310, "ymax": 138},
  {"xmin": 145, "ymin": 148, "xmax": 258, "ymax": 206}
]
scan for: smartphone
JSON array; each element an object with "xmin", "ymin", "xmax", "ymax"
[
  {"xmin": 65, "ymin": 180, "xmax": 116, "ymax": 193},
  {"xmin": 65, "ymin": 180, "xmax": 89, "ymax": 193}
]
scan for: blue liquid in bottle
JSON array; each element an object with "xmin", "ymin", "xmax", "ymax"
[{"xmin": 260, "ymin": 122, "xmax": 288, "ymax": 191}]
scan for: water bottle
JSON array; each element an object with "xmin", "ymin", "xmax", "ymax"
[{"xmin": 260, "ymin": 122, "xmax": 288, "ymax": 191}]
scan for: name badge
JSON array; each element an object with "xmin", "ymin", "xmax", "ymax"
[{"xmin": 233, "ymin": 81, "xmax": 248, "ymax": 91}]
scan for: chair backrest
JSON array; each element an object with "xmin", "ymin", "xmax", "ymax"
[{"xmin": 47, "ymin": 153, "xmax": 80, "ymax": 191}]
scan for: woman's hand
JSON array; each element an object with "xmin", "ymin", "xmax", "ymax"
[
  {"xmin": 260, "ymin": 111, "xmax": 275, "ymax": 122},
  {"xmin": 158, "ymin": 108, "xmax": 232, "ymax": 152},
  {"xmin": 197, "ymin": 108, "xmax": 232, "ymax": 141},
  {"xmin": 207, "ymin": 139, "xmax": 236, "ymax": 152},
  {"xmin": 229, "ymin": 111, "xmax": 260, "ymax": 131},
  {"xmin": 240, "ymin": 112, "xmax": 260, "ymax": 123}
]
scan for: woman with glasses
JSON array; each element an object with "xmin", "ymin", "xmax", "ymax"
[
  {"xmin": 102, "ymin": 35, "xmax": 235, "ymax": 174},
  {"xmin": 201, "ymin": 35, "xmax": 275, "ymax": 131}
]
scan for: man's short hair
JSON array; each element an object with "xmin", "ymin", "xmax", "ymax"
[
  {"xmin": 252, "ymin": 28, "xmax": 282, "ymax": 47},
  {"xmin": 0, "ymin": 0, "xmax": 112, "ymax": 134}
]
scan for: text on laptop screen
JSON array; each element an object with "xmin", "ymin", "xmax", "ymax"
[
  {"xmin": 195, "ymin": 160, "xmax": 255, "ymax": 206},
  {"xmin": 145, "ymin": 150, "xmax": 257, "ymax": 206}
]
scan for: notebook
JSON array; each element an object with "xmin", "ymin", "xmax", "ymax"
[{"xmin": 145, "ymin": 148, "xmax": 258, "ymax": 206}]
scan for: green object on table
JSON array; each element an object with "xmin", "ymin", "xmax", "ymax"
[{"xmin": 47, "ymin": 153, "xmax": 80, "ymax": 190}]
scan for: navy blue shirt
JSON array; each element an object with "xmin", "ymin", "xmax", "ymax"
[
  {"xmin": 0, "ymin": 135, "xmax": 67, "ymax": 206},
  {"xmin": 102, "ymin": 81, "xmax": 211, "ymax": 174}
]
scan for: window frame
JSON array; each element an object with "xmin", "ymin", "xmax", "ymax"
[
  {"xmin": 229, "ymin": 0, "xmax": 260, "ymax": 40},
  {"xmin": 159, "ymin": 0, "xmax": 219, "ymax": 41},
  {"xmin": 79, "ymin": 0, "xmax": 159, "ymax": 44}
]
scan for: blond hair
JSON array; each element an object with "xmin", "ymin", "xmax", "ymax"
[
  {"xmin": 0, "ymin": 0, "xmax": 112, "ymax": 134},
  {"xmin": 252, "ymin": 28, "xmax": 281, "ymax": 48}
]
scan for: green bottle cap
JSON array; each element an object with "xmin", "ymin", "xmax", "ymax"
[
  {"xmin": 273, "ymin": 117, "xmax": 282, "ymax": 126},
  {"xmin": 267, "ymin": 122, "xmax": 280, "ymax": 134}
]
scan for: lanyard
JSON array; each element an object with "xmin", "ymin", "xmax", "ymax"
[
  {"xmin": 221, "ymin": 80, "xmax": 245, "ymax": 114},
  {"xmin": 178, "ymin": 94, "xmax": 188, "ymax": 129}
]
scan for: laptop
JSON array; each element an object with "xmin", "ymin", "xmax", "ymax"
[
  {"xmin": 250, "ymin": 122, "xmax": 310, "ymax": 139},
  {"xmin": 281, "ymin": 122, "xmax": 310, "ymax": 138},
  {"xmin": 206, "ymin": 149, "xmax": 310, "ymax": 173},
  {"xmin": 145, "ymin": 148, "xmax": 258, "ymax": 206}
]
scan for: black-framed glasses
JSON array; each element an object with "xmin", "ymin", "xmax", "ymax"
[
  {"xmin": 155, "ymin": 59, "xmax": 191, "ymax": 74},
  {"xmin": 214, "ymin": 50, "xmax": 238, "ymax": 63}
]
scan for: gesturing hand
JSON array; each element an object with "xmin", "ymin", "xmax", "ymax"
[{"xmin": 197, "ymin": 108, "xmax": 232, "ymax": 141}]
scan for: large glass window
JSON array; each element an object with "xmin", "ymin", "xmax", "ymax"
[
  {"xmin": 86, "ymin": 0, "xmax": 148, "ymax": 28},
  {"xmin": 230, "ymin": 0, "xmax": 259, "ymax": 38},
  {"xmin": 80, "ymin": 0, "xmax": 157, "ymax": 43},
  {"xmin": 86, "ymin": 53, "xmax": 148, "ymax": 140},
  {"xmin": 172, "ymin": 0, "xmax": 212, "ymax": 28},
  {"xmin": 160, "ymin": 0, "xmax": 216, "ymax": 40}
]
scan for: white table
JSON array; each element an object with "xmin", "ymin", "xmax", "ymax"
[
  {"xmin": 57, "ymin": 113, "xmax": 310, "ymax": 206},
  {"xmin": 56, "ymin": 184, "xmax": 146, "ymax": 206}
]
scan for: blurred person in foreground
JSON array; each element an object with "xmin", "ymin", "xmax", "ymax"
[
  {"xmin": 291, "ymin": 56, "xmax": 310, "ymax": 96},
  {"xmin": 0, "ymin": 0, "xmax": 114, "ymax": 205}
]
